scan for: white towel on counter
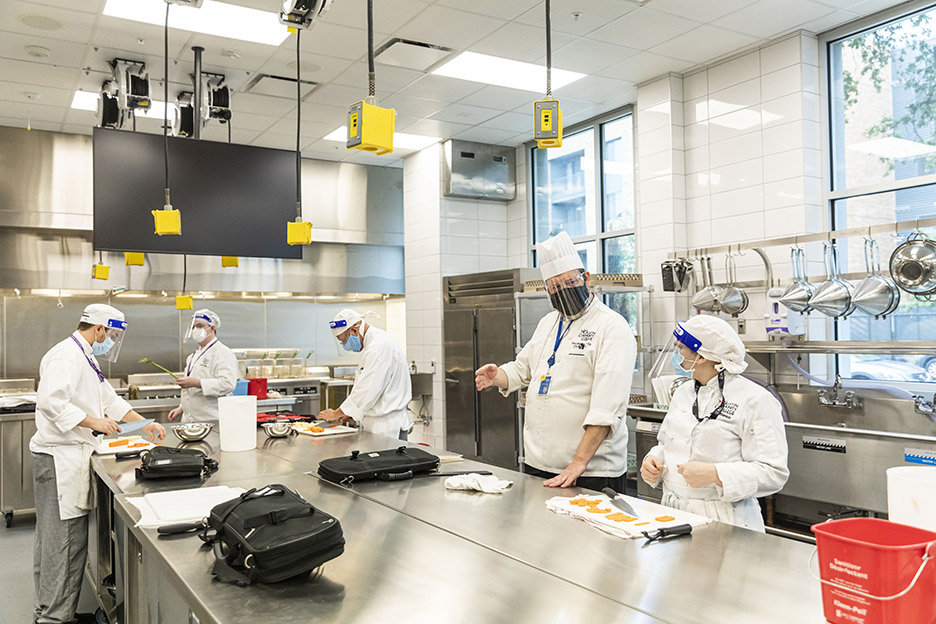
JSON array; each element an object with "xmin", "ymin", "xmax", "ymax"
[
  {"xmin": 127, "ymin": 486, "xmax": 245, "ymax": 528},
  {"xmin": 444, "ymin": 473, "xmax": 513, "ymax": 494},
  {"xmin": 546, "ymin": 494, "xmax": 711, "ymax": 539}
]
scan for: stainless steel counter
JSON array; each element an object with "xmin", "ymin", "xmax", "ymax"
[{"xmin": 90, "ymin": 429, "xmax": 829, "ymax": 624}]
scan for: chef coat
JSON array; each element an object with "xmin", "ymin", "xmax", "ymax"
[
  {"xmin": 180, "ymin": 338, "xmax": 239, "ymax": 424},
  {"xmin": 30, "ymin": 331, "xmax": 134, "ymax": 520},
  {"xmin": 500, "ymin": 299, "xmax": 637, "ymax": 477},
  {"xmin": 340, "ymin": 326, "xmax": 413, "ymax": 438},
  {"xmin": 646, "ymin": 373, "xmax": 789, "ymax": 531}
]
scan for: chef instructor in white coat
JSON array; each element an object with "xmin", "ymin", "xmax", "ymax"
[
  {"xmin": 640, "ymin": 315, "xmax": 789, "ymax": 531},
  {"xmin": 475, "ymin": 231, "xmax": 637, "ymax": 492},
  {"xmin": 168, "ymin": 309, "xmax": 239, "ymax": 425},
  {"xmin": 31, "ymin": 304, "xmax": 165, "ymax": 624},
  {"xmin": 319, "ymin": 309, "xmax": 413, "ymax": 440}
]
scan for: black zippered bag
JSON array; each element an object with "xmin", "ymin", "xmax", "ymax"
[
  {"xmin": 196, "ymin": 484, "xmax": 345, "ymax": 585},
  {"xmin": 135, "ymin": 446, "xmax": 218, "ymax": 479},
  {"xmin": 318, "ymin": 446, "xmax": 440, "ymax": 484}
]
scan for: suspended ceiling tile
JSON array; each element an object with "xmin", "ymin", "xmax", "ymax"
[
  {"xmin": 297, "ymin": 102, "xmax": 349, "ymax": 125},
  {"xmin": 379, "ymin": 93, "xmax": 448, "ymax": 118},
  {"xmin": 288, "ymin": 23, "xmax": 370, "ymax": 61},
  {"xmin": 516, "ymin": 0, "xmax": 639, "ymax": 37},
  {"xmin": 90, "ymin": 16, "xmax": 192, "ymax": 61},
  {"xmin": 483, "ymin": 111, "xmax": 531, "ymax": 133},
  {"xmin": 61, "ymin": 123, "xmax": 94, "ymax": 135},
  {"xmin": 649, "ymin": 25, "xmax": 759, "ymax": 64},
  {"xmin": 512, "ymin": 94, "xmax": 594, "ymax": 117},
  {"xmin": 224, "ymin": 110, "xmax": 280, "ymax": 132},
  {"xmin": 63, "ymin": 107, "xmax": 97, "ymax": 127},
  {"xmin": 798, "ymin": 9, "xmax": 862, "ymax": 33},
  {"xmin": 0, "ymin": 100, "xmax": 66, "ymax": 123},
  {"xmin": 427, "ymin": 102, "xmax": 500, "ymax": 125},
  {"xmin": 553, "ymin": 75, "xmax": 635, "ymax": 105},
  {"xmin": 0, "ymin": 80, "xmax": 74, "ymax": 108},
  {"xmin": 229, "ymin": 92, "xmax": 300, "ymax": 117},
  {"xmin": 320, "ymin": 0, "xmax": 429, "ymax": 34},
  {"xmin": 437, "ymin": 0, "xmax": 540, "ymax": 21},
  {"xmin": 250, "ymin": 131, "xmax": 302, "ymax": 150},
  {"xmin": 452, "ymin": 124, "xmax": 522, "ymax": 146},
  {"xmin": 402, "ymin": 117, "xmax": 472, "ymax": 139},
  {"xmin": 256, "ymin": 50, "xmax": 353, "ymax": 85},
  {"xmin": 589, "ymin": 7, "xmax": 703, "ymax": 50},
  {"xmin": 397, "ymin": 74, "xmax": 485, "ymax": 102},
  {"xmin": 0, "ymin": 116, "xmax": 60, "ymax": 131},
  {"xmin": 713, "ymin": 0, "xmax": 836, "ymax": 39},
  {"xmin": 329, "ymin": 61, "xmax": 423, "ymax": 94},
  {"xmin": 459, "ymin": 85, "xmax": 535, "ymax": 112},
  {"xmin": 184, "ymin": 34, "xmax": 281, "ymax": 74},
  {"xmin": 647, "ymin": 0, "xmax": 758, "ymax": 23},
  {"xmin": 265, "ymin": 115, "xmax": 336, "ymax": 139},
  {"xmin": 0, "ymin": 1, "xmax": 98, "ymax": 44},
  {"xmin": 546, "ymin": 38, "xmax": 641, "ymax": 75},
  {"xmin": 0, "ymin": 31, "xmax": 89, "ymax": 70},
  {"xmin": 469, "ymin": 22, "xmax": 575, "ymax": 63},
  {"xmin": 0, "ymin": 58, "xmax": 81, "ymax": 89},
  {"xmin": 596, "ymin": 51, "xmax": 693, "ymax": 85},
  {"xmin": 394, "ymin": 5, "xmax": 504, "ymax": 50},
  {"xmin": 303, "ymin": 82, "xmax": 373, "ymax": 106},
  {"xmin": 27, "ymin": 0, "xmax": 105, "ymax": 13}
]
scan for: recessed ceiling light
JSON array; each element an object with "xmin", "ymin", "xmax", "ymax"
[
  {"xmin": 287, "ymin": 60, "xmax": 323, "ymax": 74},
  {"xmin": 103, "ymin": 0, "xmax": 289, "ymax": 47},
  {"xmin": 432, "ymin": 51, "xmax": 585, "ymax": 93},
  {"xmin": 17, "ymin": 14, "xmax": 64, "ymax": 31},
  {"xmin": 71, "ymin": 91, "xmax": 99, "ymax": 111},
  {"xmin": 24, "ymin": 92, "xmax": 41, "ymax": 101},
  {"xmin": 24, "ymin": 45, "xmax": 51, "ymax": 59},
  {"xmin": 323, "ymin": 126, "xmax": 440, "ymax": 151}
]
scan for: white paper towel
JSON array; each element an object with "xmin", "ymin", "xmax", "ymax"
[{"xmin": 218, "ymin": 395, "xmax": 257, "ymax": 452}]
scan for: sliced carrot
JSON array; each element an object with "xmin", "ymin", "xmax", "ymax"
[
  {"xmin": 586, "ymin": 507, "xmax": 612, "ymax": 514},
  {"xmin": 108, "ymin": 439, "xmax": 130, "ymax": 448},
  {"xmin": 634, "ymin": 521, "xmax": 650, "ymax": 526},
  {"xmin": 655, "ymin": 515, "xmax": 675, "ymax": 522}
]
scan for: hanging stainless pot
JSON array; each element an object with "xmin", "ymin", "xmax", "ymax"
[
  {"xmin": 691, "ymin": 256, "xmax": 723, "ymax": 312},
  {"xmin": 853, "ymin": 238, "xmax": 900, "ymax": 318},
  {"xmin": 779, "ymin": 246, "xmax": 815, "ymax": 313},
  {"xmin": 808, "ymin": 242, "xmax": 855, "ymax": 318},
  {"xmin": 719, "ymin": 253, "xmax": 749, "ymax": 316},
  {"xmin": 889, "ymin": 231, "xmax": 936, "ymax": 296}
]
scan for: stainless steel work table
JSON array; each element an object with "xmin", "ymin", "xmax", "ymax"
[{"xmin": 112, "ymin": 471, "xmax": 667, "ymax": 624}]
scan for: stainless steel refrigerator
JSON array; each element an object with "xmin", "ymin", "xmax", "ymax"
[{"xmin": 443, "ymin": 269, "xmax": 544, "ymax": 469}]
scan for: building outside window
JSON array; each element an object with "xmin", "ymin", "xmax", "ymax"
[{"xmin": 826, "ymin": 2, "xmax": 936, "ymax": 384}]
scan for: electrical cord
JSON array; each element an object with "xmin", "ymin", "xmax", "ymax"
[
  {"xmin": 295, "ymin": 28, "xmax": 302, "ymax": 219},
  {"xmin": 367, "ymin": 0, "xmax": 375, "ymax": 98},
  {"xmin": 545, "ymin": 0, "xmax": 552, "ymax": 97},
  {"xmin": 164, "ymin": 1, "xmax": 170, "ymax": 189},
  {"xmin": 182, "ymin": 254, "xmax": 187, "ymax": 294}
]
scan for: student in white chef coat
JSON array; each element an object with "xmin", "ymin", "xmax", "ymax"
[
  {"xmin": 168, "ymin": 309, "xmax": 239, "ymax": 425},
  {"xmin": 319, "ymin": 309, "xmax": 413, "ymax": 440},
  {"xmin": 31, "ymin": 304, "xmax": 165, "ymax": 624},
  {"xmin": 640, "ymin": 314, "xmax": 789, "ymax": 532},
  {"xmin": 475, "ymin": 231, "xmax": 637, "ymax": 492}
]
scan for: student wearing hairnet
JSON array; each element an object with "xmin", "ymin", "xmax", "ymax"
[
  {"xmin": 475, "ymin": 231, "xmax": 637, "ymax": 492},
  {"xmin": 168, "ymin": 309, "xmax": 239, "ymax": 425},
  {"xmin": 640, "ymin": 315, "xmax": 789, "ymax": 531}
]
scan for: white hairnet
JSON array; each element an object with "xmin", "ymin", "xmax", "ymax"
[
  {"xmin": 80, "ymin": 303, "xmax": 125, "ymax": 327},
  {"xmin": 681, "ymin": 315, "xmax": 748, "ymax": 374},
  {"xmin": 537, "ymin": 231, "xmax": 584, "ymax": 280},
  {"xmin": 329, "ymin": 308, "xmax": 364, "ymax": 338},
  {"xmin": 192, "ymin": 309, "xmax": 220, "ymax": 328}
]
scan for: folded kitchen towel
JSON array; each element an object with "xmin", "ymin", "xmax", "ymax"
[{"xmin": 444, "ymin": 473, "xmax": 513, "ymax": 494}]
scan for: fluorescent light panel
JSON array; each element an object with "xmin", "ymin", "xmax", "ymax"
[
  {"xmin": 103, "ymin": 0, "xmax": 289, "ymax": 46},
  {"xmin": 432, "ymin": 51, "xmax": 585, "ymax": 93},
  {"xmin": 71, "ymin": 91, "xmax": 177, "ymax": 119},
  {"xmin": 323, "ymin": 126, "xmax": 441, "ymax": 150}
]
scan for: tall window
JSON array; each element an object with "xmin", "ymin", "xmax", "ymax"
[
  {"xmin": 531, "ymin": 109, "xmax": 636, "ymax": 325},
  {"xmin": 827, "ymin": 3, "xmax": 936, "ymax": 384}
]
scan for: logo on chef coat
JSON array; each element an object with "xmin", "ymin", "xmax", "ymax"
[{"xmin": 571, "ymin": 329, "xmax": 596, "ymax": 351}]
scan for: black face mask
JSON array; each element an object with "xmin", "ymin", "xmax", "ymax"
[{"xmin": 549, "ymin": 284, "xmax": 591, "ymax": 318}]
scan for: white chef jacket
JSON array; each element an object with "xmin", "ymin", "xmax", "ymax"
[
  {"xmin": 180, "ymin": 338, "xmax": 239, "ymax": 424},
  {"xmin": 340, "ymin": 326, "xmax": 412, "ymax": 438},
  {"xmin": 645, "ymin": 373, "xmax": 789, "ymax": 531},
  {"xmin": 30, "ymin": 332, "xmax": 134, "ymax": 520},
  {"xmin": 499, "ymin": 299, "xmax": 636, "ymax": 477}
]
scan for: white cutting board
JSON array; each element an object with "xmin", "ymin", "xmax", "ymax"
[
  {"xmin": 291, "ymin": 424, "xmax": 359, "ymax": 437},
  {"xmin": 143, "ymin": 486, "xmax": 245, "ymax": 523}
]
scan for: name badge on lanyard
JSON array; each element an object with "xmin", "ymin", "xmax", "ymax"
[
  {"xmin": 538, "ymin": 375, "xmax": 552, "ymax": 395},
  {"xmin": 540, "ymin": 319, "xmax": 572, "ymax": 396}
]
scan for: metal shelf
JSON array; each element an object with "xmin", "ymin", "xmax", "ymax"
[{"xmin": 743, "ymin": 340, "xmax": 936, "ymax": 355}]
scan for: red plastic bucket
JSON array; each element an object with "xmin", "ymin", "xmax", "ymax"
[
  {"xmin": 246, "ymin": 378, "xmax": 267, "ymax": 400},
  {"xmin": 812, "ymin": 518, "xmax": 936, "ymax": 624}
]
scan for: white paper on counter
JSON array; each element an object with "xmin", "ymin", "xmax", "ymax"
[
  {"xmin": 546, "ymin": 494, "xmax": 711, "ymax": 539},
  {"xmin": 128, "ymin": 486, "xmax": 245, "ymax": 528}
]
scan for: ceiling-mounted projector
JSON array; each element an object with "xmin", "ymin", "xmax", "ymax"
[{"xmin": 279, "ymin": 0, "xmax": 333, "ymax": 30}]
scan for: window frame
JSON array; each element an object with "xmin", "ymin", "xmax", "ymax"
[{"xmin": 526, "ymin": 106, "xmax": 637, "ymax": 273}]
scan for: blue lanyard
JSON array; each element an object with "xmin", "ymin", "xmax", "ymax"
[
  {"xmin": 547, "ymin": 319, "xmax": 573, "ymax": 368},
  {"xmin": 71, "ymin": 335, "xmax": 105, "ymax": 383},
  {"xmin": 186, "ymin": 340, "xmax": 217, "ymax": 376}
]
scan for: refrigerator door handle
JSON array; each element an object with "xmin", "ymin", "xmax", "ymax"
[{"xmin": 445, "ymin": 377, "xmax": 459, "ymax": 385}]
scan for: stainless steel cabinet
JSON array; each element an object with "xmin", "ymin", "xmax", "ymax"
[{"xmin": 1, "ymin": 412, "xmax": 37, "ymax": 526}]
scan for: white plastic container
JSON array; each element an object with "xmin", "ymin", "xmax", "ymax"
[
  {"xmin": 887, "ymin": 465, "xmax": 936, "ymax": 531},
  {"xmin": 217, "ymin": 395, "xmax": 257, "ymax": 452}
]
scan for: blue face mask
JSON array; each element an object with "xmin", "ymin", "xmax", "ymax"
[
  {"xmin": 342, "ymin": 334, "xmax": 363, "ymax": 352},
  {"xmin": 672, "ymin": 350, "xmax": 697, "ymax": 377},
  {"xmin": 93, "ymin": 336, "xmax": 115, "ymax": 356}
]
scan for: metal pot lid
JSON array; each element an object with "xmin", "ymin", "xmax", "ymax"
[{"xmin": 890, "ymin": 236, "xmax": 936, "ymax": 294}]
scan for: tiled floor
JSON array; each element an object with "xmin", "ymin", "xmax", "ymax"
[{"xmin": 0, "ymin": 513, "xmax": 100, "ymax": 623}]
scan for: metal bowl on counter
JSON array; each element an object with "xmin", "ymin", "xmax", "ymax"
[
  {"xmin": 171, "ymin": 422, "xmax": 213, "ymax": 442},
  {"xmin": 261, "ymin": 422, "xmax": 295, "ymax": 438}
]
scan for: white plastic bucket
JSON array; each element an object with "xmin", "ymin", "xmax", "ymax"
[
  {"xmin": 887, "ymin": 466, "xmax": 936, "ymax": 532},
  {"xmin": 218, "ymin": 395, "xmax": 257, "ymax": 452}
]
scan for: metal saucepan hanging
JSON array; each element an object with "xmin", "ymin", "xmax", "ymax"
[
  {"xmin": 779, "ymin": 246, "xmax": 815, "ymax": 313},
  {"xmin": 808, "ymin": 241, "xmax": 855, "ymax": 318},
  {"xmin": 889, "ymin": 230, "xmax": 936, "ymax": 297}
]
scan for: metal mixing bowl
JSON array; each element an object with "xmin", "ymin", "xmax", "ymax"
[
  {"xmin": 262, "ymin": 422, "xmax": 294, "ymax": 438},
  {"xmin": 171, "ymin": 422, "xmax": 213, "ymax": 442}
]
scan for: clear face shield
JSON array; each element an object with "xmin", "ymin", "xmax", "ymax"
[
  {"xmin": 648, "ymin": 322, "xmax": 703, "ymax": 407},
  {"xmin": 329, "ymin": 319, "xmax": 364, "ymax": 353},
  {"xmin": 185, "ymin": 312, "xmax": 215, "ymax": 343},
  {"xmin": 95, "ymin": 318, "xmax": 127, "ymax": 363},
  {"xmin": 544, "ymin": 271, "xmax": 592, "ymax": 319}
]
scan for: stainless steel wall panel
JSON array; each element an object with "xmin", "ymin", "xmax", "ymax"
[{"xmin": 107, "ymin": 301, "xmax": 185, "ymax": 377}]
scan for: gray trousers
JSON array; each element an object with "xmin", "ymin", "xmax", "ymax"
[{"xmin": 32, "ymin": 452, "xmax": 88, "ymax": 624}]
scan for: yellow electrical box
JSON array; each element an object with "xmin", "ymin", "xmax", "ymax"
[
  {"xmin": 534, "ymin": 99, "xmax": 563, "ymax": 149},
  {"xmin": 287, "ymin": 220, "xmax": 313, "ymax": 246},
  {"xmin": 221, "ymin": 256, "xmax": 239, "ymax": 268},
  {"xmin": 176, "ymin": 295, "xmax": 193, "ymax": 310},
  {"xmin": 125, "ymin": 252, "xmax": 145, "ymax": 266},
  {"xmin": 152, "ymin": 209, "xmax": 182, "ymax": 236},
  {"xmin": 347, "ymin": 101, "xmax": 396, "ymax": 155},
  {"xmin": 91, "ymin": 264, "xmax": 110, "ymax": 280}
]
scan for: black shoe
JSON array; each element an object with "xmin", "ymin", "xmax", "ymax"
[{"xmin": 73, "ymin": 613, "xmax": 98, "ymax": 624}]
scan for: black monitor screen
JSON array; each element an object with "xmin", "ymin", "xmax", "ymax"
[{"xmin": 93, "ymin": 127, "xmax": 301, "ymax": 259}]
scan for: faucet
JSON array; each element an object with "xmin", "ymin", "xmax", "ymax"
[
  {"xmin": 913, "ymin": 393, "xmax": 936, "ymax": 424},
  {"xmin": 818, "ymin": 375, "xmax": 864, "ymax": 409}
]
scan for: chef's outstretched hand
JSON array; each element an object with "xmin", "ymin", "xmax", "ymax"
[
  {"xmin": 143, "ymin": 422, "xmax": 166, "ymax": 441},
  {"xmin": 640, "ymin": 455, "xmax": 664, "ymax": 485},
  {"xmin": 475, "ymin": 364, "xmax": 500, "ymax": 391},
  {"xmin": 543, "ymin": 460, "xmax": 587, "ymax": 488},
  {"xmin": 677, "ymin": 462, "xmax": 721, "ymax": 488},
  {"xmin": 167, "ymin": 406, "xmax": 183, "ymax": 422},
  {"xmin": 176, "ymin": 377, "xmax": 201, "ymax": 389}
]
